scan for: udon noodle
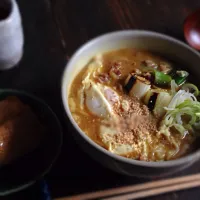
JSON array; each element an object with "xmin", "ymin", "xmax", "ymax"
[{"xmin": 68, "ymin": 48, "xmax": 200, "ymax": 161}]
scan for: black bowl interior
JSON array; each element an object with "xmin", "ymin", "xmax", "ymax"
[{"xmin": 0, "ymin": 89, "xmax": 62, "ymax": 195}]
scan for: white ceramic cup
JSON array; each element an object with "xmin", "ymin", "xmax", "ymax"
[{"xmin": 0, "ymin": 0, "xmax": 24, "ymax": 70}]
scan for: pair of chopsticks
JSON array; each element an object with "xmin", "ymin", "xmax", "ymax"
[{"xmin": 55, "ymin": 173, "xmax": 200, "ymax": 200}]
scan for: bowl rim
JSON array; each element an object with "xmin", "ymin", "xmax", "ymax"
[
  {"xmin": 0, "ymin": 89, "xmax": 63, "ymax": 196},
  {"xmin": 62, "ymin": 30, "xmax": 200, "ymax": 168}
]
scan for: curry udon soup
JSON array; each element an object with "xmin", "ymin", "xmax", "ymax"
[{"xmin": 68, "ymin": 48, "xmax": 200, "ymax": 162}]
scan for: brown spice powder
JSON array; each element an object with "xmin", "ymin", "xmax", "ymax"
[{"xmin": 108, "ymin": 96, "xmax": 159, "ymax": 145}]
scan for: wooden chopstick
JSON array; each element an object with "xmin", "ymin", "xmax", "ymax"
[
  {"xmin": 103, "ymin": 179, "xmax": 200, "ymax": 200},
  {"xmin": 55, "ymin": 173, "xmax": 200, "ymax": 200}
]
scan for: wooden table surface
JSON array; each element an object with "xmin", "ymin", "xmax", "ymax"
[{"xmin": 3, "ymin": 0, "xmax": 200, "ymax": 199}]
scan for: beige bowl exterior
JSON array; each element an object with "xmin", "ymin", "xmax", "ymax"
[{"xmin": 62, "ymin": 30, "xmax": 200, "ymax": 178}]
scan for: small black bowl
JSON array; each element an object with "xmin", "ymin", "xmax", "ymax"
[{"xmin": 0, "ymin": 89, "xmax": 62, "ymax": 196}]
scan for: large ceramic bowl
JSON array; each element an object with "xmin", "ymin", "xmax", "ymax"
[{"xmin": 62, "ymin": 30, "xmax": 200, "ymax": 178}]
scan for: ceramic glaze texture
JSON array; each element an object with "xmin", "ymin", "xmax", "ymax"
[{"xmin": 0, "ymin": 0, "xmax": 24, "ymax": 70}]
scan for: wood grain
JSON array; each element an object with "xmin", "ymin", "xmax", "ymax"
[
  {"xmin": 2, "ymin": 1, "xmax": 197, "ymax": 200},
  {"xmin": 54, "ymin": 174, "xmax": 200, "ymax": 200},
  {"xmin": 47, "ymin": 0, "xmax": 200, "ymax": 200},
  {"xmin": 52, "ymin": 0, "xmax": 200, "ymax": 55},
  {"xmin": 49, "ymin": 1, "xmax": 200, "ymax": 200}
]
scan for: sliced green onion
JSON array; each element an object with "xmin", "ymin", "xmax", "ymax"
[
  {"xmin": 171, "ymin": 80, "xmax": 178, "ymax": 96},
  {"xmin": 153, "ymin": 92, "xmax": 172, "ymax": 117},
  {"xmin": 176, "ymin": 70, "xmax": 189, "ymax": 77},
  {"xmin": 174, "ymin": 70, "xmax": 189, "ymax": 85},
  {"xmin": 194, "ymin": 121, "xmax": 200, "ymax": 130},
  {"xmin": 159, "ymin": 90, "xmax": 200, "ymax": 137},
  {"xmin": 181, "ymin": 83, "xmax": 199, "ymax": 97},
  {"xmin": 173, "ymin": 124, "xmax": 188, "ymax": 136}
]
